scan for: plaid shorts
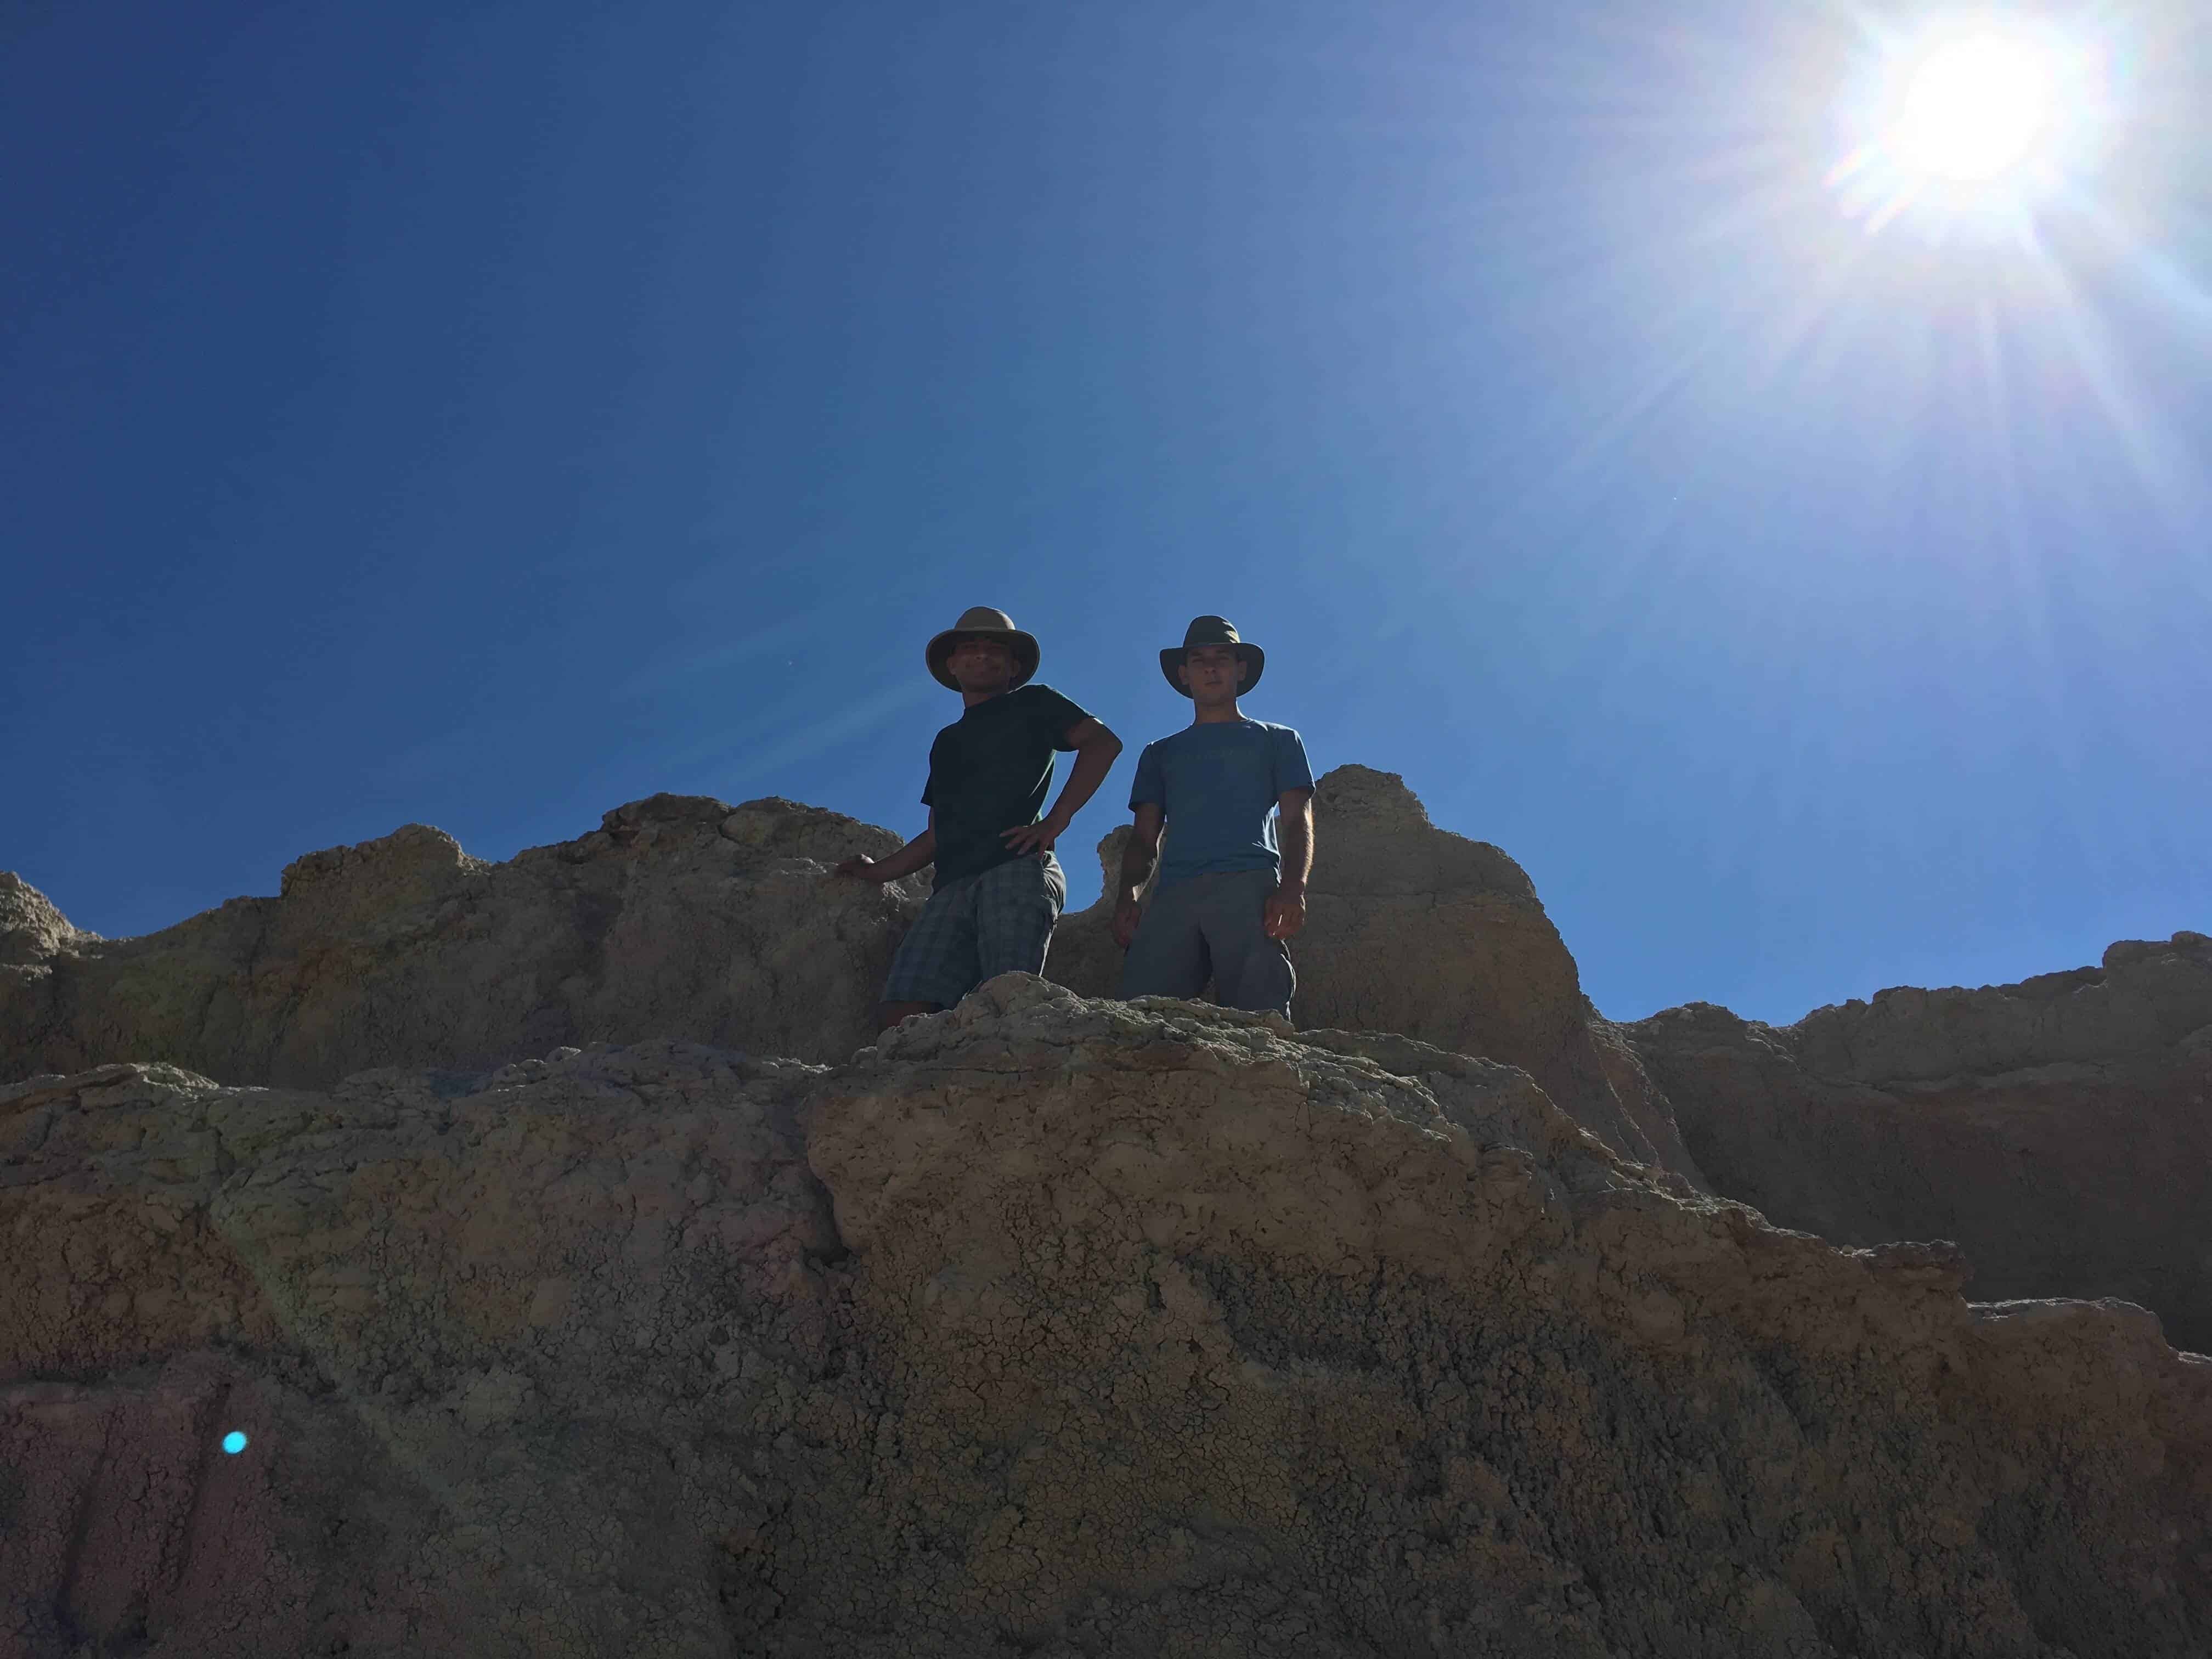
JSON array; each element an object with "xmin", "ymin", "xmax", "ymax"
[{"xmin": 881, "ymin": 852, "xmax": 1067, "ymax": 1009}]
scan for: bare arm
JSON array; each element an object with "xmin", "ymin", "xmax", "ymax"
[
  {"xmin": 1002, "ymin": 717, "xmax": 1124, "ymax": 854},
  {"xmin": 834, "ymin": 809, "xmax": 935, "ymax": 883},
  {"xmin": 1111, "ymin": 802, "xmax": 1164, "ymax": 947},
  {"xmin": 1264, "ymin": 787, "xmax": 1314, "ymax": 939}
]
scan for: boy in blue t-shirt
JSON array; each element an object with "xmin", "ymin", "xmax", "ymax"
[{"xmin": 1114, "ymin": 615, "xmax": 1315, "ymax": 1017}]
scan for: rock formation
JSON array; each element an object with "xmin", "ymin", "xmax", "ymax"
[
  {"xmin": 1051, "ymin": 766, "xmax": 1702, "ymax": 1183},
  {"xmin": 7, "ymin": 980, "xmax": 2208, "ymax": 1656},
  {"xmin": 0, "ymin": 769, "xmax": 1701, "ymax": 1184},
  {"xmin": 0, "ymin": 794, "xmax": 919, "ymax": 1080},
  {"xmin": 1, "ymin": 872, "xmax": 94, "ymax": 967},
  {"xmin": 1622, "ymin": 931, "xmax": 2212, "ymax": 1353}
]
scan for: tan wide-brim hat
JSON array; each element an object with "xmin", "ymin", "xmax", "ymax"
[
  {"xmin": 926, "ymin": 606, "xmax": 1041, "ymax": 691},
  {"xmin": 1160, "ymin": 614, "xmax": 1264, "ymax": 696}
]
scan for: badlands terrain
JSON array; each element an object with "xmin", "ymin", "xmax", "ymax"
[{"xmin": 3, "ymin": 767, "xmax": 2206, "ymax": 1655}]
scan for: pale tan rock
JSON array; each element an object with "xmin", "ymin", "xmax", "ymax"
[
  {"xmin": 0, "ymin": 871, "xmax": 93, "ymax": 966},
  {"xmin": 0, "ymin": 794, "xmax": 922, "ymax": 1084},
  {"xmin": 14, "ymin": 771, "xmax": 2212, "ymax": 1366},
  {"xmin": 1626, "ymin": 932, "xmax": 2212, "ymax": 1352},
  {"xmin": 0, "ymin": 770, "xmax": 1705, "ymax": 1192},
  {"xmin": 8, "ymin": 997, "xmax": 2205, "ymax": 1655}
]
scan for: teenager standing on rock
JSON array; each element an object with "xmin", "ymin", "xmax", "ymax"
[
  {"xmin": 1113, "ymin": 616, "xmax": 1314, "ymax": 1018},
  {"xmin": 836, "ymin": 606, "xmax": 1122, "ymax": 1032}
]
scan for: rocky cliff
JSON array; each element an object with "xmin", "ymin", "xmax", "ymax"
[
  {"xmin": 1622, "ymin": 932, "xmax": 2212, "ymax": 1353},
  {"xmin": 8, "ymin": 773, "xmax": 2208, "ymax": 1348},
  {"xmin": 0, "ymin": 768, "xmax": 1699, "ymax": 1184},
  {"xmin": 0, "ymin": 795, "xmax": 916, "ymax": 1087},
  {"xmin": 7, "ymin": 980, "xmax": 2208, "ymax": 1656}
]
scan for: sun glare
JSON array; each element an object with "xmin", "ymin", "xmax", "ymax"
[
  {"xmin": 1889, "ymin": 33, "xmax": 2054, "ymax": 182},
  {"xmin": 1829, "ymin": 15, "xmax": 2112, "ymax": 233}
]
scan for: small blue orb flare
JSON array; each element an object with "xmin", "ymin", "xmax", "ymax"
[{"xmin": 221, "ymin": 1430, "xmax": 249, "ymax": 1455}]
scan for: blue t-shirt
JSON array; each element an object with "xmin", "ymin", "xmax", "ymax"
[{"xmin": 1128, "ymin": 719, "xmax": 1314, "ymax": 887}]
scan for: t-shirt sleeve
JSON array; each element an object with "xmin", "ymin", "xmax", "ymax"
[
  {"xmin": 1128, "ymin": 741, "xmax": 1165, "ymax": 811},
  {"xmin": 1028, "ymin": 684, "xmax": 1094, "ymax": 752},
  {"xmin": 921, "ymin": 770, "xmax": 934, "ymax": 808},
  {"xmin": 1273, "ymin": 726, "xmax": 1316, "ymax": 795}
]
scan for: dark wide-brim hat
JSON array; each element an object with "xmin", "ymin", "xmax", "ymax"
[
  {"xmin": 1160, "ymin": 614, "xmax": 1264, "ymax": 696},
  {"xmin": 926, "ymin": 606, "xmax": 1041, "ymax": 691}
]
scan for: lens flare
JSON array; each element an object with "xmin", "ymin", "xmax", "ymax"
[{"xmin": 221, "ymin": 1430, "xmax": 249, "ymax": 1454}]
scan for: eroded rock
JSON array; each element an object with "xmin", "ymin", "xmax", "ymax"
[
  {"xmin": 1049, "ymin": 766, "xmax": 1706, "ymax": 1186},
  {"xmin": 1624, "ymin": 932, "xmax": 2212, "ymax": 1353},
  {"xmin": 0, "ymin": 795, "xmax": 922, "ymax": 1082},
  {"xmin": 3, "ymin": 1040, "xmax": 839, "ymax": 1656},
  {"xmin": 0, "ymin": 770, "xmax": 1706, "ymax": 1191},
  {"xmin": 0, "ymin": 872, "xmax": 94, "ymax": 967},
  {"xmin": 5, "ymin": 992, "xmax": 2207, "ymax": 1656}
]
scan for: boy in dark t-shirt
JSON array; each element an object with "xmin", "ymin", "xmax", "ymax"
[
  {"xmin": 836, "ymin": 606, "xmax": 1121, "ymax": 1032},
  {"xmin": 1114, "ymin": 615, "xmax": 1315, "ymax": 1018}
]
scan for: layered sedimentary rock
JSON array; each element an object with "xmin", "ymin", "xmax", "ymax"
[
  {"xmin": 0, "ymin": 769, "xmax": 1701, "ymax": 1184},
  {"xmin": 5, "ymin": 980, "xmax": 2208, "ymax": 1656},
  {"xmin": 1623, "ymin": 932, "xmax": 2212, "ymax": 1355}
]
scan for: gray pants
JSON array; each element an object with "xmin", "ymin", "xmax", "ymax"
[{"xmin": 1119, "ymin": 867, "xmax": 1295, "ymax": 1018}]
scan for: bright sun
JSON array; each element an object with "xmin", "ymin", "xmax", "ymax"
[
  {"xmin": 1887, "ymin": 32, "xmax": 2056, "ymax": 182},
  {"xmin": 1831, "ymin": 16, "xmax": 2111, "ymax": 232}
]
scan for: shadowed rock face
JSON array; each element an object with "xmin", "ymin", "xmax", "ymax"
[
  {"xmin": 5, "ymin": 984, "xmax": 2208, "ymax": 1657},
  {"xmin": 1624, "ymin": 932, "xmax": 2212, "ymax": 1353}
]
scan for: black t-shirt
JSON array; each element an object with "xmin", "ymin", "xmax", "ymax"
[{"xmin": 923, "ymin": 682, "xmax": 1093, "ymax": 887}]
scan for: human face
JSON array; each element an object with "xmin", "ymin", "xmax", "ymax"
[
  {"xmin": 948, "ymin": 636, "xmax": 1015, "ymax": 694},
  {"xmin": 1177, "ymin": 642, "xmax": 1246, "ymax": 706}
]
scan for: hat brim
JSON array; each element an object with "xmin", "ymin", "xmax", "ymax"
[
  {"xmin": 928, "ymin": 628, "xmax": 1040, "ymax": 691},
  {"xmin": 1160, "ymin": 642, "xmax": 1264, "ymax": 697}
]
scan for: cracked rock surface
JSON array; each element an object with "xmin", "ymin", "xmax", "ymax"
[{"xmin": 7, "ymin": 980, "xmax": 2208, "ymax": 1656}]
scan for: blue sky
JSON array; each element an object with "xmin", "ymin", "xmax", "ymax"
[{"xmin": 4, "ymin": 1, "xmax": 2206, "ymax": 1025}]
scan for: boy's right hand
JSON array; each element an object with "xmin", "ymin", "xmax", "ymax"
[
  {"xmin": 1112, "ymin": 894, "xmax": 1143, "ymax": 949},
  {"xmin": 833, "ymin": 855, "xmax": 879, "ymax": 882}
]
